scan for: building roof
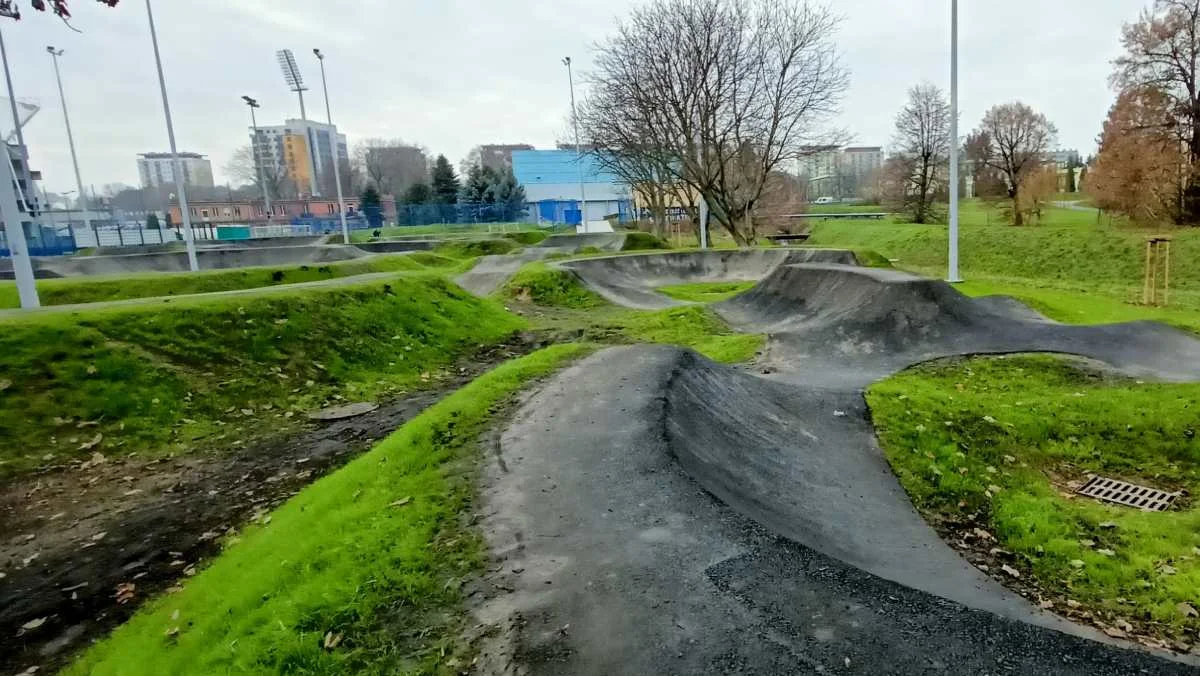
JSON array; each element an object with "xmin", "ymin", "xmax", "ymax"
[
  {"xmin": 139, "ymin": 152, "xmax": 207, "ymax": 160},
  {"xmin": 844, "ymin": 146, "xmax": 883, "ymax": 153},
  {"xmin": 513, "ymin": 149, "xmax": 622, "ymax": 186}
]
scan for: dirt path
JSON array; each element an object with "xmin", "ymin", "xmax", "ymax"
[{"xmin": 0, "ymin": 339, "xmax": 533, "ymax": 674}]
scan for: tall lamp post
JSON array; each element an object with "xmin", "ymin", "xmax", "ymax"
[
  {"xmin": 241, "ymin": 96, "xmax": 273, "ymax": 224},
  {"xmin": 947, "ymin": 0, "xmax": 962, "ymax": 282},
  {"xmin": 313, "ymin": 49, "xmax": 350, "ymax": 245},
  {"xmin": 0, "ymin": 23, "xmax": 37, "ymax": 307},
  {"xmin": 562, "ymin": 57, "xmax": 589, "ymax": 233},
  {"xmin": 47, "ymin": 47, "xmax": 93, "ymax": 238},
  {"xmin": 144, "ymin": 0, "xmax": 199, "ymax": 271}
]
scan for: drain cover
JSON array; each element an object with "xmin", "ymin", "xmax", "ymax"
[{"xmin": 1076, "ymin": 476, "xmax": 1180, "ymax": 512}]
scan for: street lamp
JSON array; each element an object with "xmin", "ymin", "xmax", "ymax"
[
  {"xmin": 47, "ymin": 46, "xmax": 93, "ymax": 237},
  {"xmin": 313, "ymin": 48, "xmax": 350, "ymax": 245},
  {"xmin": 241, "ymin": 95, "xmax": 273, "ymax": 224},
  {"xmin": 947, "ymin": 0, "xmax": 962, "ymax": 282},
  {"xmin": 562, "ymin": 57, "xmax": 589, "ymax": 233},
  {"xmin": 0, "ymin": 23, "xmax": 37, "ymax": 307},
  {"xmin": 144, "ymin": 0, "xmax": 199, "ymax": 271}
]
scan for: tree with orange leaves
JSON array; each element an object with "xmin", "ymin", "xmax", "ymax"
[{"xmin": 1087, "ymin": 87, "xmax": 1184, "ymax": 225}]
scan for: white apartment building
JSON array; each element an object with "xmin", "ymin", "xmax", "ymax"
[{"xmin": 137, "ymin": 152, "xmax": 215, "ymax": 189}]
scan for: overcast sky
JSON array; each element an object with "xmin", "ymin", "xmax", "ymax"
[{"xmin": 0, "ymin": 0, "xmax": 1147, "ymax": 194}]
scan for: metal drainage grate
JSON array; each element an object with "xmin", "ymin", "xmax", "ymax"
[{"xmin": 1076, "ymin": 476, "xmax": 1180, "ymax": 512}]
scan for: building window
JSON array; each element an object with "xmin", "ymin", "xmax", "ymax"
[
  {"xmin": 234, "ymin": 206, "xmax": 242, "ymax": 217},
  {"xmin": 200, "ymin": 209, "xmax": 209, "ymax": 218}
]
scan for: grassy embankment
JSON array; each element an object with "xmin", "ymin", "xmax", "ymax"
[
  {"xmin": 869, "ymin": 355, "xmax": 1200, "ymax": 646},
  {"xmin": 67, "ymin": 344, "xmax": 591, "ymax": 676},
  {"xmin": 0, "ymin": 273, "xmax": 524, "ymax": 479},
  {"xmin": 500, "ymin": 261, "xmax": 763, "ymax": 363},
  {"xmin": 0, "ymin": 252, "xmax": 474, "ymax": 309},
  {"xmin": 807, "ymin": 199, "xmax": 1200, "ymax": 333},
  {"xmin": 349, "ymin": 222, "xmax": 543, "ymax": 243}
]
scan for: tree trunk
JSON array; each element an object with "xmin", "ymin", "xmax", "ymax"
[{"xmin": 1012, "ymin": 189, "xmax": 1023, "ymax": 226}]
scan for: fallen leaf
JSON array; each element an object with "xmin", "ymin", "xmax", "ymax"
[
  {"xmin": 832, "ymin": 410, "xmax": 847, "ymax": 417},
  {"xmin": 1160, "ymin": 565, "xmax": 1178, "ymax": 575},
  {"xmin": 323, "ymin": 631, "xmax": 343, "ymax": 650},
  {"xmin": 389, "ymin": 497, "xmax": 412, "ymax": 508},
  {"xmin": 90, "ymin": 532, "xmax": 107, "ymax": 542},
  {"xmin": 1001, "ymin": 564, "xmax": 1020, "ymax": 578},
  {"xmin": 1079, "ymin": 539, "xmax": 1095, "ymax": 548},
  {"xmin": 972, "ymin": 528, "xmax": 995, "ymax": 541},
  {"xmin": 240, "ymin": 409, "xmax": 254, "ymax": 417},
  {"xmin": 20, "ymin": 617, "xmax": 46, "ymax": 631},
  {"xmin": 1066, "ymin": 599, "xmax": 1082, "ymax": 608},
  {"xmin": 1038, "ymin": 599, "xmax": 1054, "ymax": 610},
  {"xmin": 1098, "ymin": 521, "xmax": 1118, "ymax": 529},
  {"xmin": 86, "ymin": 365, "xmax": 97, "ymax": 375},
  {"xmin": 1068, "ymin": 559, "xmax": 1086, "ymax": 569},
  {"xmin": 1097, "ymin": 548, "xmax": 1116, "ymax": 557},
  {"xmin": 165, "ymin": 626, "xmax": 180, "ymax": 638},
  {"xmin": 983, "ymin": 415, "xmax": 997, "ymax": 424},
  {"xmin": 115, "ymin": 582, "xmax": 136, "ymax": 604},
  {"xmin": 1179, "ymin": 602, "xmax": 1199, "ymax": 618},
  {"xmin": 1002, "ymin": 454, "xmax": 1016, "ymax": 463},
  {"xmin": 171, "ymin": 609, "xmax": 180, "ymax": 621},
  {"xmin": 0, "ymin": 379, "xmax": 10, "ymax": 391},
  {"xmin": 1102, "ymin": 625, "xmax": 1127, "ymax": 639},
  {"xmin": 78, "ymin": 433, "xmax": 103, "ymax": 451}
]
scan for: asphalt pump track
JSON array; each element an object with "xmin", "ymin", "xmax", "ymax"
[{"xmin": 468, "ymin": 249, "xmax": 1200, "ymax": 674}]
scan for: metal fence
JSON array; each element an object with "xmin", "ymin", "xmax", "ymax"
[
  {"xmin": 0, "ymin": 223, "xmax": 77, "ymax": 257},
  {"xmin": 395, "ymin": 202, "xmax": 528, "ymax": 226}
]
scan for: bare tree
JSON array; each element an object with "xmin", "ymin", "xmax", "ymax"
[
  {"xmin": 973, "ymin": 102, "xmax": 1057, "ymax": 225},
  {"xmin": 1113, "ymin": 0, "xmax": 1200, "ymax": 221},
  {"xmin": 588, "ymin": 0, "xmax": 848, "ymax": 245},
  {"xmin": 224, "ymin": 144, "xmax": 291, "ymax": 201},
  {"xmin": 351, "ymin": 139, "xmax": 428, "ymax": 196},
  {"xmin": 888, "ymin": 82, "xmax": 950, "ymax": 223}
]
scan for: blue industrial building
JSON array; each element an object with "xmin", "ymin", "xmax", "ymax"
[{"xmin": 512, "ymin": 149, "xmax": 632, "ymax": 226}]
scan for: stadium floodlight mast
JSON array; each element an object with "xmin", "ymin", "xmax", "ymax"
[
  {"xmin": 562, "ymin": 57, "xmax": 589, "ymax": 233},
  {"xmin": 47, "ymin": 46, "xmax": 93, "ymax": 237},
  {"xmin": 947, "ymin": 0, "xmax": 962, "ymax": 282},
  {"xmin": 277, "ymin": 48, "xmax": 319, "ymax": 197},
  {"xmin": 313, "ymin": 48, "xmax": 349, "ymax": 245},
  {"xmin": 0, "ymin": 21, "xmax": 37, "ymax": 306},
  {"xmin": 145, "ymin": 0, "xmax": 199, "ymax": 272},
  {"xmin": 241, "ymin": 95, "xmax": 273, "ymax": 223}
]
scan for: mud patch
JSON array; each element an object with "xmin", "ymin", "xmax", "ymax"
[{"xmin": 0, "ymin": 338, "xmax": 534, "ymax": 674}]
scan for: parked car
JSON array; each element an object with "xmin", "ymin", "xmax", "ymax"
[{"xmin": 813, "ymin": 196, "xmax": 835, "ymax": 205}]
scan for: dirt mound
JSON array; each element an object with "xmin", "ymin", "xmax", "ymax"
[{"xmin": 562, "ymin": 248, "xmax": 856, "ymax": 309}]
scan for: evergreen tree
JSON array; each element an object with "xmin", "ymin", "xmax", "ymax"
[
  {"xmin": 360, "ymin": 186, "xmax": 384, "ymax": 228},
  {"xmin": 146, "ymin": 212, "xmax": 161, "ymax": 230},
  {"xmin": 430, "ymin": 155, "xmax": 460, "ymax": 204},
  {"xmin": 402, "ymin": 182, "xmax": 433, "ymax": 204},
  {"xmin": 489, "ymin": 168, "xmax": 527, "ymax": 219},
  {"xmin": 459, "ymin": 164, "xmax": 496, "ymax": 203}
]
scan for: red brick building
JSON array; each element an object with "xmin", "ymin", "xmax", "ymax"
[{"xmin": 168, "ymin": 196, "xmax": 396, "ymax": 226}]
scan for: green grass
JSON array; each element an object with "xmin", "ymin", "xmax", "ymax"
[
  {"xmin": 431, "ymin": 238, "xmax": 518, "ymax": 259},
  {"xmin": 501, "ymin": 262, "xmax": 606, "ymax": 309},
  {"xmin": 658, "ymin": 281, "xmax": 757, "ymax": 303},
  {"xmin": 869, "ymin": 354, "xmax": 1200, "ymax": 642},
  {"xmin": 621, "ymin": 231, "xmax": 672, "ymax": 251},
  {"xmin": 957, "ymin": 280, "xmax": 1200, "ymax": 335},
  {"xmin": 0, "ymin": 275, "xmax": 524, "ymax": 479},
  {"xmin": 0, "ymin": 253, "xmax": 465, "ymax": 308},
  {"xmin": 616, "ymin": 305, "xmax": 763, "ymax": 363},
  {"xmin": 67, "ymin": 344, "xmax": 591, "ymax": 676}
]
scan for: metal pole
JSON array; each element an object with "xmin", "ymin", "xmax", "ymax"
[
  {"xmin": 0, "ymin": 26, "xmax": 38, "ymax": 307},
  {"xmin": 696, "ymin": 126, "xmax": 708, "ymax": 250},
  {"xmin": 48, "ymin": 47, "xmax": 92, "ymax": 236},
  {"xmin": 145, "ymin": 0, "xmax": 199, "ymax": 271},
  {"xmin": 243, "ymin": 97, "xmax": 273, "ymax": 223},
  {"xmin": 315, "ymin": 49, "xmax": 349, "ymax": 244},
  {"xmin": 564, "ymin": 57, "xmax": 589, "ymax": 233},
  {"xmin": 947, "ymin": 0, "xmax": 962, "ymax": 282}
]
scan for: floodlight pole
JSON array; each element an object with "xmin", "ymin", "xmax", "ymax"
[
  {"xmin": 314, "ymin": 49, "xmax": 349, "ymax": 245},
  {"xmin": 563, "ymin": 57, "xmax": 588, "ymax": 233},
  {"xmin": 47, "ymin": 47, "xmax": 92, "ymax": 237},
  {"xmin": 241, "ymin": 96, "xmax": 273, "ymax": 223},
  {"xmin": 0, "ymin": 24, "xmax": 37, "ymax": 307},
  {"xmin": 145, "ymin": 0, "xmax": 199, "ymax": 272},
  {"xmin": 947, "ymin": 0, "xmax": 962, "ymax": 282}
]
